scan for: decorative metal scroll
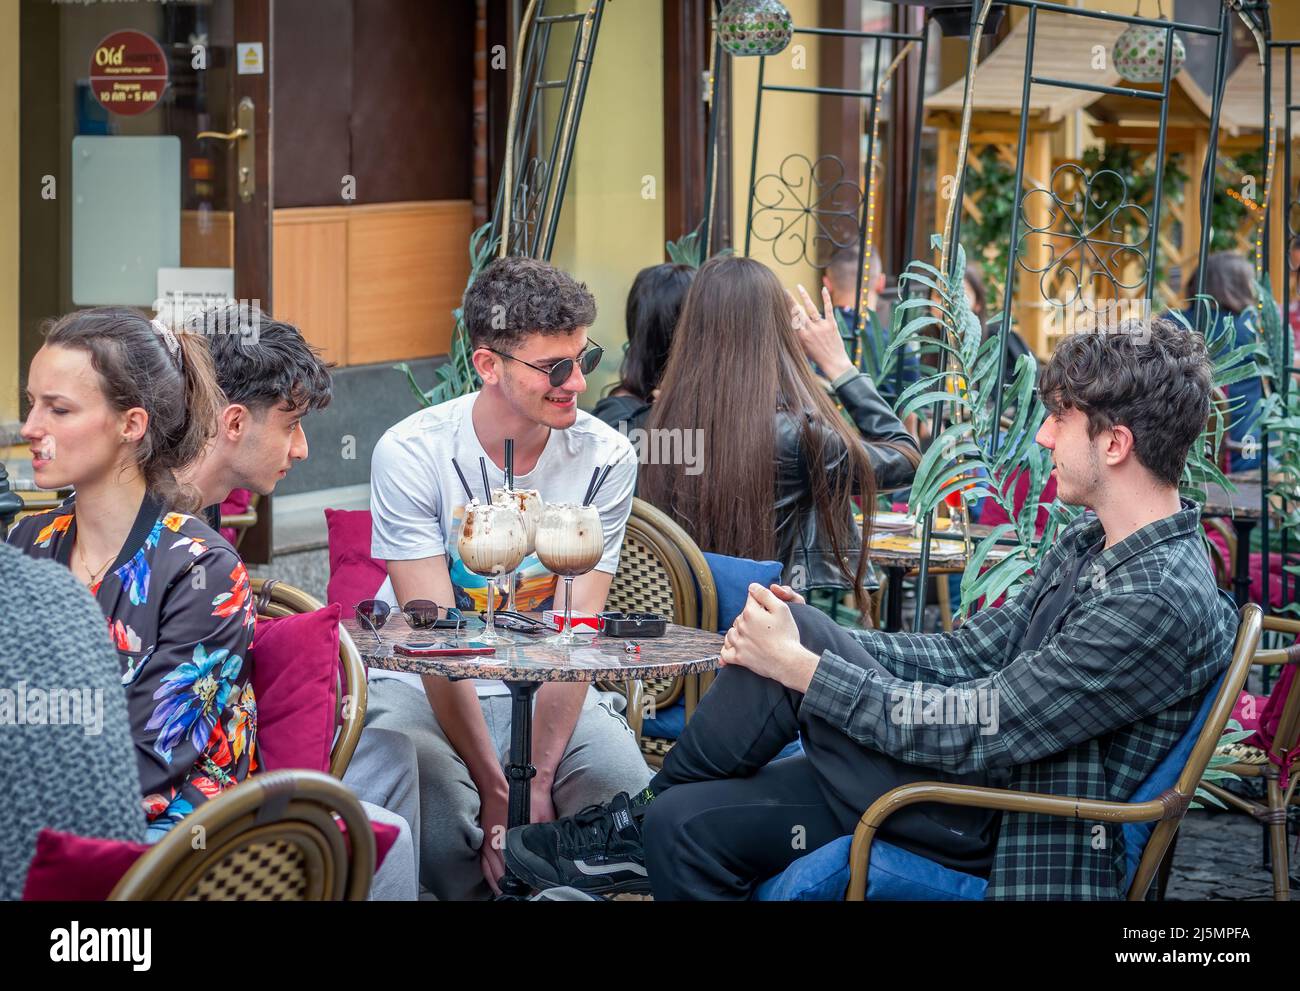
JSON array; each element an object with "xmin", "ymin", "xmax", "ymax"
[
  {"xmin": 1016, "ymin": 164, "xmax": 1151, "ymax": 306},
  {"xmin": 507, "ymin": 156, "xmax": 551, "ymax": 257},
  {"xmin": 489, "ymin": 0, "xmax": 607, "ymax": 261},
  {"xmin": 749, "ymin": 154, "xmax": 865, "ymax": 268}
]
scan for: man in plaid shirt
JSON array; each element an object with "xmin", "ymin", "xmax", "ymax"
[{"xmin": 505, "ymin": 318, "xmax": 1239, "ymax": 900}]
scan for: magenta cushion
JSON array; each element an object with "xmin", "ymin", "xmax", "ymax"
[
  {"xmin": 23, "ymin": 821, "xmax": 398, "ymax": 900},
  {"xmin": 22, "ymin": 830, "xmax": 149, "ymax": 901},
  {"xmin": 251, "ymin": 604, "xmax": 342, "ymax": 774},
  {"xmin": 325, "ymin": 508, "xmax": 388, "ymax": 613}
]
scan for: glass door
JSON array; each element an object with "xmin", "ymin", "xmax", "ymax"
[{"xmin": 19, "ymin": 0, "xmax": 273, "ymax": 556}]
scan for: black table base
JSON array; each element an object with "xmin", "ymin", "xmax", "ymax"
[{"xmin": 498, "ymin": 679, "xmax": 540, "ymax": 899}]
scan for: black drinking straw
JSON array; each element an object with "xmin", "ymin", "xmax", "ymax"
[
  {"xmin": 582, "ymin": 467, "xmax": 601, "ymax": 506},
  {"xmin": 451, "ymin": 458, "xmax": 475, "ymax": 502},
  {"xmin": 504, "ymin": 438, "xmax": 514, "ymax": 490},
  {"xmin": 479, "ymin": 457, "xmax": 492, "ymax": 503},
  {"xmin": 585, "ymin": 463, "xmax": 616, "ymax": 506}
]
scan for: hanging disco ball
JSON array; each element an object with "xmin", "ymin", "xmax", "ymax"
[
  {"xmin": 717, "ymin": 0, "xmax": 794, "ymax": 58},
  {"xmin": 1112, "ymin": 20, "xmax": 1186, "ymax": 84}
]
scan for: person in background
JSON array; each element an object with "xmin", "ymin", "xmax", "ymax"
[
  {"xmin": 965, "ymin": 263, "xmax": 1035, "ymax": 385},
  {"xmin": 639, "ymin": 255, "xmax": 919, "ymax": 601},
  {"xmin": 1180, "ymin": 252, "xmax": 1264, "ymax": 473},
  {"xmin": 0, "ymin": 542, "xmax": 145, "ymax": 900},
  {"xmin": 180, "ymin": 305, "xmax": 418, "ymax": 900},
  {"xmin": 821, "ymin": 245, "xmax": 919, "ymax": 406},
  {"xmin": 8, "ymin": 307, "xmax": 256, "ymax": 841},
  {"xmin": 592, "ymin": 263, "xmax": 695, "ymax": 436}
]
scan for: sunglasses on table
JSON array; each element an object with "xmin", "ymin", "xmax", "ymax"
[
  {"xmin": 354, "ymin": 599, "xmax": 465, "ymax": 644},
  {"xmin": 485, "ymin": 342, "xmax": 604, "ymax": 388}
]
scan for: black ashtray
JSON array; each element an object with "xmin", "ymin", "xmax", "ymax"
[{"xmin": 599, "ymin": 612, "xmax": 667, "ymax": 638}]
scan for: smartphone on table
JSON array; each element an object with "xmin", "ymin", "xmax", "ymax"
[{"xmin": 394, "ymin": 641, "xmax": 497, "ymax": 657}]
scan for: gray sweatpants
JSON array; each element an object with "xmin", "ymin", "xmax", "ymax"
[
  {"xmin": 345, "ymin": 727, "xmax": 423, "ymax": 900},
  {"xmin": 364, "ymin": 678, "xmax": 653, "ymax": 901}
]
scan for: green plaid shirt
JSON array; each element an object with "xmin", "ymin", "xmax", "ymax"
[{"xmin": 802, "ymin": 501, "xmax": 1237, "ymax": 900}]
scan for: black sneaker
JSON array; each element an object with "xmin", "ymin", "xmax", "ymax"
[{"xmin": 504, "ymin": 791, "xmax": 651, "ymax": 895}]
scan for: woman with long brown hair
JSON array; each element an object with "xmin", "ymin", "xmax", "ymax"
[
  {"xmin": 640, "ymin": 256, "xmax": 919, "ymax": 599},
  {"xmin": 8, "ymin": 307, "xmax": 258, "ymax": 840}
]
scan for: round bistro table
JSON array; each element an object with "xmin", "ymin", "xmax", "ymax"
[{"xmin": 343, "ymin": 616, "xmax": 723, "ymax": 896}]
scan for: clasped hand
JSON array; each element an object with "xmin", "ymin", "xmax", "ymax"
[{"xmin": 719, "ymin": 583, "xmax": 820, "ymax": 694}]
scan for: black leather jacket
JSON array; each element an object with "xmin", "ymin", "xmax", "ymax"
[{"xmin": 776, "ymin": 372, "xmax": 919, "ymax": 592}]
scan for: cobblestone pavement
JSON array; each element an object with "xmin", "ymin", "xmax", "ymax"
[{"xmin": 1164, "ymin": 807, "xmax": 1294, "ymax": 901}]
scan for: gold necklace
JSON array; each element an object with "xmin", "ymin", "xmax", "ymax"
[{"xmin": 76, "ymin": 539, "xmax": 116, "ymax": 587}]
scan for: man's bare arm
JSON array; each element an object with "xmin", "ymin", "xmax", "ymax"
[{"xmin": 386, "ymin": 557, "xmax": 507, "ymax": 799}]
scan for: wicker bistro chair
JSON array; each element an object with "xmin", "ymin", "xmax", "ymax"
[
  {"xmin": 844, "ymin": 605, "xmax": 1262, "ymax": 900},
  {"xmin": 251, "ymin": 578, "xmax": 367, "ymax": 779},
  {"xmin": 603, "ymin": 498, "xmax": 718, "ymax": 766},
  {"xmin": 1199, "ymin": 615, "xmax": 1300, "ymax": 901},
  {"xmin": 754, "ymin": 605, "xmax": 1262, "ymax": 900},
  {"xmin": 221, "ymin": 492, "xmax": 261, "ymax": 551},
  {"xmin": 109, "ymin": 769, "xmax": 375, "ymax": 900}
]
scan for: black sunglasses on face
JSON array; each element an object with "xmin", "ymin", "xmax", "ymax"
[{"xmin": 487, "ymin": 342, "xmax": 604, "ymax": 388}]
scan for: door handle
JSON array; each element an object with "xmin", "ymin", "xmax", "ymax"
[
  {"xmin": 196, "ymin": 97, "xmax": 256, "ymax": 203},
  {"xmin": 196, "ymin": 127, "xmax": 248, "ymax": 141}
]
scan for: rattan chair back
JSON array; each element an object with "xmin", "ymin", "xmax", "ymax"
[
  {"xmin": 109, "ymin": 770, "xmax": 374, "ymax": 900},
  {"xmin": 1127, "ymin": 604, "xmax": 1262, "ymax": 899},
  {"xmin": 603, "ymin": 499, "xmax": 717, "ymax": 709},
  {"xmin": 251, "ymin": 578, "xmax": 367, "ymax": 778}
]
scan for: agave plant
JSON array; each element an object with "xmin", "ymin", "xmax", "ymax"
[
  {"xmin": 884, "ymin": 241, "xmax": 1069, "ymax": 617},
  {"xmin": 880, "ymin": 242, "xmax": 1269, "ymax": 620},
  {"xmin": 1193, "ymin": 719, "xmax": 1254, "ymax": 809},
  {"xmin": 395, "ymin": 222, "xmax": 500, "ymax": 408},
  {"xmin": 665, "ymin": 223, "xmax": 733, "ymax": 269}
]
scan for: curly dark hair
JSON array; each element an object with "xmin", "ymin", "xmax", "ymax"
[
  {"xmin": 462, "ymin": 256, "xmax": 597, "ymax": 351},
  {"xmin": 195, "ymin": 305, "xmax": 334, "ymax": 415},
  {"xmin": 1039, "ymin": 316, "xmax": 1211, "ymax": 487}
]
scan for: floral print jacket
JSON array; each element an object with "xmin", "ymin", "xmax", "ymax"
[{"xmin": 8, "ymin": 495, "xmax": 256, "ymax": 840}]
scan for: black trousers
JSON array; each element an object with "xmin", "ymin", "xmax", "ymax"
[{"xmin": 643, "ymin": 604, "xmax": 1004, "ymax": 900}]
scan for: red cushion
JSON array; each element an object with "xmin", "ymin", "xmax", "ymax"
[
  {"xmin": 325, "ymin": 508, "xmax": 387, "ymax": 614},
  {"xmin": 23, "ymin": 821, "xmax": 398, "ymax": 900},
  {"xmin": 251, "ymin": 604, "xmax": 342, "ymax": 773}
]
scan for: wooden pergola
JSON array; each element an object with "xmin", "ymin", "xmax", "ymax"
[{"xmin": 925, "ymin": 11, "xmax": 1251, "ymax": 355}]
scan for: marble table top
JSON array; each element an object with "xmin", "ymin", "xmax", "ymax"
[{"xmin": 345, "ymin": 616, "xmax": 723, "ymax": 684}]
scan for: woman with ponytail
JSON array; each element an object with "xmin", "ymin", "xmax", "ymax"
[{"xmin": 8, "ymin": 307, "xmax": 258, "ymax": 840}]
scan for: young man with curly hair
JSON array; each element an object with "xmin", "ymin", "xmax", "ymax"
[{"xmin": 365, "ymin": 257, "xmax": 650, "ymax": 899}]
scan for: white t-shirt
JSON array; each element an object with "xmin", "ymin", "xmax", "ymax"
[{"xmin": 368, "ymin": 392, "xmax": 637, "ymax": 695}]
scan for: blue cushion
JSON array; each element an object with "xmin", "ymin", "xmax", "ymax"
[
  {"xmin": 1119, "ymin": 671, "xmax": 1223, "ymax": 891},
  {"xmin": 757, "ymin": 672, "xmax": 1227, "ymax": 901},
  {"xmin": 702, "ymin": 552, "xmax": 783, "ymax": 633},
  {"xmin": 642, "ymin": 699, "xmax": 686, "ymax": 740},
  {"xmin": 753, "ymin": 836, "xmax": 986, "ymax": 901}
]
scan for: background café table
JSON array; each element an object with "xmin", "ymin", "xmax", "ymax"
[
  {"xmin": 868, "ymin": 518, "xmax": 1014, "ymax": 632},
  {"xmin": 344, "ymin": 616, "xmax": 722, "ymax": 828}
]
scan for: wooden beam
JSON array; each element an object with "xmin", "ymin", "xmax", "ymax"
[{"xmin": 664, "ymin": 0, "xmax": 711, "ymax": 243}]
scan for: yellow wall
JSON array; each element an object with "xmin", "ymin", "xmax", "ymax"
[
  {"xmin": 730, "ymin": 0, "xmax": 823, "ymax": 294},
  {"xmin": 1, "ymin": 0, "xmax": 18, "ymax": 422},
  {"xmin": 546, "ymin": 0, "xmax": 665, "ymax": 407}
]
